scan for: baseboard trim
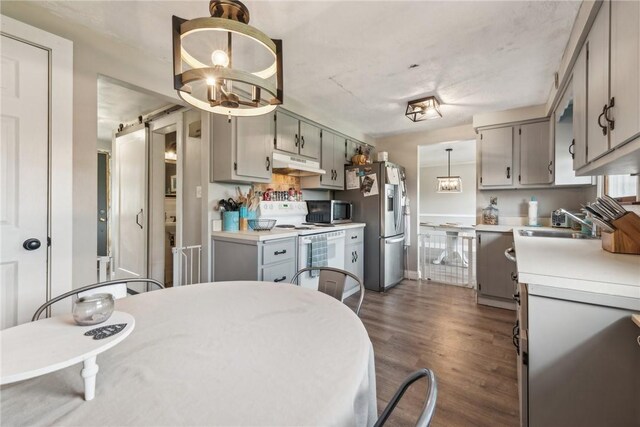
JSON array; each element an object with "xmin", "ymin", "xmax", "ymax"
[
  {"xmin": 477, "ymin": 295, "xmax": 516, "ymax": 311},
  {"xmin": 404, "ymin": 270, "xmax": 419, "ymax": 281}
]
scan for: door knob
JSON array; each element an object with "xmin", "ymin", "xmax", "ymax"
[{"xmin": 23, "ymin": 238, "xmax": 41, "ymax": 251}]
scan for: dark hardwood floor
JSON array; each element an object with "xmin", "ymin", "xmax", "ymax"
[{"xmin": 346, "ymin": 280, "xmax": 519, "ymax": 427}]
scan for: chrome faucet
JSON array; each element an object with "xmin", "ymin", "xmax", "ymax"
[{"xmin": 558, "ymin": 209, "xmax": 597, "ymax": 237}]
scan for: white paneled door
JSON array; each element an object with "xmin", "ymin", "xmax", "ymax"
[
  {"xmin": 0, "ymin": 35, "xmax": 49, "ymax": 329},
  {"xmin": 112, "ymin": 125, "xmax": 148, "ymax": 280}
]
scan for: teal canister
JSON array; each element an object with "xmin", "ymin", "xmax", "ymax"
[{"xmin": 222, "ymin": 211, "xmax": 239, "ymax": 231}]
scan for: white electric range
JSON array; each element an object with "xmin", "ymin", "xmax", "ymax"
[{"xmin": 258, "ymin": 201, "xmax": 346, "ymax": 289}]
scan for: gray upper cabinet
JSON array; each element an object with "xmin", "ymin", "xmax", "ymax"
[
  {"xmin": 479, "ymin": 126, "xmax": 513, "ymax": 187},
  {"xmin": 586, "ymin": 0, "xmax": 610, "ymax": 162},
  {"xmin": 609, "ymin": 0, "xmax": 640, "ymax": 149},
  {"xmin": 274, "ymin": 110, "xmax": 321, "ymax": 161},
  {"xmin": 568, "ymin": 0, "xmax": 640, "ymax": 176},
  {"xmin": 518, "ymin": 121, "xmax": 553, "ymax": 185},
  {"xmin": 300, "ymin": 129, "xmax": 345, "ymax": 190},
  {"xmin": 210, "ymin": 112, "xmax": 273, "ymax": 184},
  {"xmin": 554, "ymin": 77, "xmax": 594, "ymax": 186},
  {"xmin": 236, "ymin": 114, "xmax": 273, "ymax": 181},
  {"xmin": 299, "ymin": 120, "xmax": 321, "ymax": 160},
  {"xmin": 274, "ymin": 110, "xmax": 299, "ymax": 155},
  {"xmin": 573, "ymin": 44, "xmax": 588, "ymax": 170}
]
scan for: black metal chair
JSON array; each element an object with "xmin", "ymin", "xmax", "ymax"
[
  {"xmin": 32, "ymin": 278, "xmax": 165, "ymax": 321},
  {"xmin": 290, "ymin": 267, "xmax": 365, "ymax": 316},
  {"xmin": 375, "ymin": 369, "xmax": 438, "ymax": 427}
]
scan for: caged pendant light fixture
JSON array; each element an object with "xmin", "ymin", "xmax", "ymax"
[
  {"xmin": 172, "ymin": 0, "xmax": 283, "ymax": 117},
  {"xmin": 405, "ymin": 96, "xmax": 442, "ymax": 122},
  {"xmin": 436, "ymin": 148, "xmax": 462, "ymax": 193}
]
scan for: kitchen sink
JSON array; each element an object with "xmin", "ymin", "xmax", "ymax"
[{"xmin": 518, "ymin": 229, "xmax": 596, "ymax": 239}]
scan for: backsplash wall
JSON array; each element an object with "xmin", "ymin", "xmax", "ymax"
[{"xmin": 476, "ymin": 185, "xmax": 597, "ymax": 223}]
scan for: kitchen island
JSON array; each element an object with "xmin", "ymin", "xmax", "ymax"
[{"xmin": 512, "ymin": 228, "xmax": 640, "ymax": 427}]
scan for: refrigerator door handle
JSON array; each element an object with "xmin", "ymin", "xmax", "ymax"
[{"xmin": 386, "ymin": 237, "xmax": 405, "ymax": 244}]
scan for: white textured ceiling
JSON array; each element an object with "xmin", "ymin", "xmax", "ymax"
[
  {"xmin": 37, "ymin": 0, "xmax": 580, "ymax": 139},
  {"xmin": 97, "ymin": 76, "xmax": 172, "ymax": 143},
  {"xmin": 419, "ymin": 139, "xmax": 476, "ymax": 167}
]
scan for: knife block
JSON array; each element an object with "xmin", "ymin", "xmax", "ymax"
[
  {"xmin": 601, "ymin": 212, "xmax": 640, "ymax": 254},
  {"xmin": 611, "ymin": 212, "xmax": 640, "ymax": 240}
]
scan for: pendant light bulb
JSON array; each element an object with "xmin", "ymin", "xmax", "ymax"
[
  {"xmin": 211, "ymin": 50, "xmax": 230, "ymax": 67},
  {"xmin": 206, "ymin": 77, "xmax": 216, "ymax": 86}
]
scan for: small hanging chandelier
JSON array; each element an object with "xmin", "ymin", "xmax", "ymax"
[
  {"xmin": 172, "ymin": 0, "xmax": 283, "ymax": 117},
  {"xmin": 436, "ymin": 148, "xmax": 462, "ymax": 193},
  {"xmin": 406, "ymin": 96, "xmax": 442, "ymax": 122}
]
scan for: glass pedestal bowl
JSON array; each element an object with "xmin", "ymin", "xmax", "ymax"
[{"xmin": 72, "ymin": 293, "xmax": 115, "ymax": 326}]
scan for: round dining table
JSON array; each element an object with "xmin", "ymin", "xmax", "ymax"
[{"xmin": 1, "ymin": 282, "xmax": 377, "ymax": 426}]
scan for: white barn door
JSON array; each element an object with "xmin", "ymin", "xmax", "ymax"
[
  {"xmin": 0, "ymin": 35, "xmax": 49, "ymax": 329},
  {"xmin": 112, "ymin": 124, "xmax": 148, "ymax": 281}
]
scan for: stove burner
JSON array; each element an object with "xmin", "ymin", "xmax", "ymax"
[
  {"xmin": 295, "ymin": 226, "xmax": 313, "ymax": 230},
  {"xmin": 302, "ymin": 222, "xmax": 335, "ymax": 227},
  {"xmin": 275, "ymin": 224, "xmax": 296, "ymax": 229}
]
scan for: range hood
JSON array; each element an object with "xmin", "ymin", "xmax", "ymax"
[{"xmin": 271, "ymin": 152, "xmax": 326, "ymax": 176}]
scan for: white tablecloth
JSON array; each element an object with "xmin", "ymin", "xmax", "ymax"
[{"xmin": 1, "ymin": 282, "xmax": 377, "ymax": 426}]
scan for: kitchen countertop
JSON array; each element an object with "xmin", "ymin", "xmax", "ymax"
[
  {"xmin": 513, "ymin": 226, "xmax": 640, "ymax": 304},
  {"xmin": 633, "ymin": 314, "xmax": 640, "ymax": 328},
  {"xmin": 212, "ymin": 222, "xmax": 366, "ymax": 242},
  {"xmin": 475, "ymin": 224, "xmax": 515, "ymax": 233}
]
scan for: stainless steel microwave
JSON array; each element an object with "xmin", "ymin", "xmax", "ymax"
[{"xmin": 306, "ymin": 200, "xmax": 353, "ymax": 224}]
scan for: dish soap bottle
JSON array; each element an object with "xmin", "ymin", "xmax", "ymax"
[
  {"xmin": 482, "ymin": 197, "xmax": 499, "ymax": 225},
  {"xmin": 528, "ymin": 196, "xmax": 538, "ymax": 226}
]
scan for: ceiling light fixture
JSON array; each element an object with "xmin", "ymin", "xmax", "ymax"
[
  {"xmin": 436, "ymin": 148, "xmax": 462, "ymax": 193},
  {"xmin": 172, "ymin": 0, "xmax": 283, "ymax": 117},
  {"xmin": 406, "ymin": 96, "xmax": 442, "ymax": 122}
]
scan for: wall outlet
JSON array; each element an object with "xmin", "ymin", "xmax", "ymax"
[{"xmin": 196, "ymin": 186, "xmax": 202, "ymax": 198}]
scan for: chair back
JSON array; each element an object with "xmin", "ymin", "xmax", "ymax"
[
  {"xmin": 317, "ymin": 269, "xmax": 347, "ymax": 301},
  {"xmin": 290, "ymin": 267, "xmax": 365, "ymax": 316},
  {"xmin": 78, "ymin": 283, "xmax": 128, "ymax": 300},
  {"xmin": 32, "ymin": 278, "xmax": 164, "ymax": 321}
]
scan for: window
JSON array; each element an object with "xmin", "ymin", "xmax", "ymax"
[{"xmin": 606, "ymin": 175, "xmax": 638, "ymax": 201}]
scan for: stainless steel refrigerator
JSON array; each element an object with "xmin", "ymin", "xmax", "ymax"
[{"xmin": 336, "ymin": 161, "xmax": 407, "ymax": 292}]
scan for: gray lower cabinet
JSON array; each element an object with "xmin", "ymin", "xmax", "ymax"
[
  {"xmin": 526, "ymin": 291, "xmax": 640, "ymax": 426},
  {"xmin": 344, "ymin": 228, "xmax": 364, "ymax": 293},
  {"xmin": 476, "ymin": 231, "xmax": 517, "ymax": 309},
  {"xmin": 212, "ymin": 236, "xmax": 296, "ymax": 283}
]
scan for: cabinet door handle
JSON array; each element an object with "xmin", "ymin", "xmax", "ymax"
[
  {"xmin": 351, "ymin": 235, "xmax": 358, "ymax": 240},
  {"xmin": 506, "ymin": 166, "xmax": 511, "ymax": 179},
  {"xmin": 604, "ymin": 97, "xmax": 615, "ymax": 131},
  {"xmin": 294, "ymin": 134, "xmax": 299, "ymax": 147},
  {"xmin": 300, "ymin": 135, "xmax": 305, "ymax": 149},
  {"xmin": 266, "ymin": 156, "xmax": 270, "ymax": 171},
  {"xmin": 511, "ymin": 272, "xmax": 518, "ymax": 282},
  {"xmin": 548, "ymin": 161, "xmax": 553, "ymax": 175},
  {"xmin": 568, "ymin": 139, "xmax": 575, "ymax": 159},
  {"xmin": 274, "ymin": 249, "xmax": 287, "ymax": 255},
  {"xmin": 352, "ymin": 251, "xmax": 355, "ymax": 263},
  {"xmin": 354, "ymin": 251, "xmax": 358, "ymax": 262},
  {"xmin": 135, "ymin": 209, "xmax": 144, "ymax": 229},
  {"xmin": 273, "ymin": 276, "xmax": 287, "ymax": 283},
  {"xmin": 598, "ymin": 105, "xmax": 608, "ymax": 136}
]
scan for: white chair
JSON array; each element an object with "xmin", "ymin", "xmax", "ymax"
[
  {"xmin": 375, "ymin": 368, "xmax": 438, "ymax": 427},
  {"xmin": 290, "ymin": 267, "xmax": 365, "ymax": 316},
  {"xmin": 32, "ymin": 278, "xmax": 164, "ymax": 321}
]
